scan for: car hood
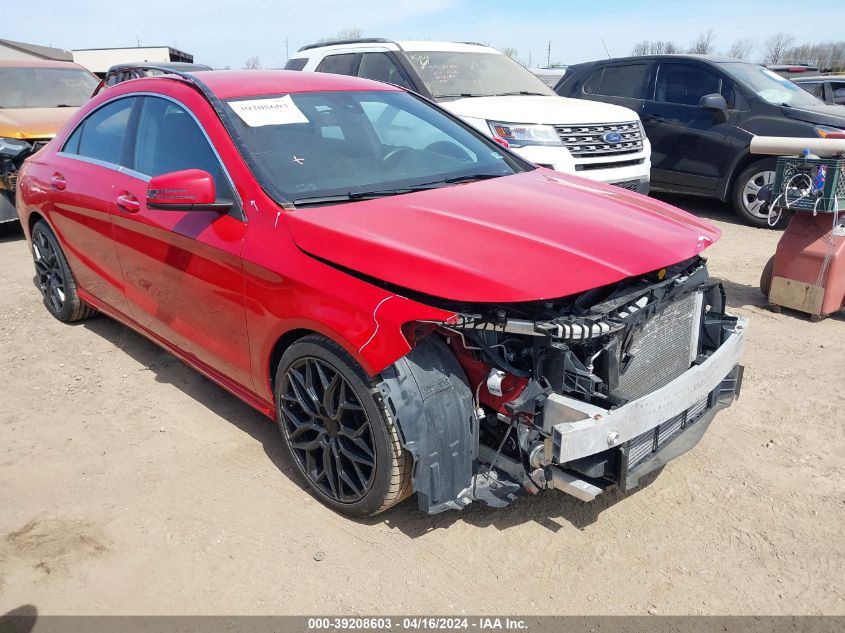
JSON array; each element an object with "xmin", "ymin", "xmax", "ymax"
[
  {"xmin": 780, "ymin": 103, "xmax": 845, "ymax": 128},
  {"xmin": 285, "ymin": 170, "xmax": 720, "ymax": 303},
  {"xmin": 439, "ymin": 95, "xmax": 640, "ymax": 125},
  {"xmin": 0, "ymin": 107, "xmax": 78, "ymax": 140}
]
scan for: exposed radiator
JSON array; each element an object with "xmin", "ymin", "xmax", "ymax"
[{"xmin": 612, "ymin": 291, "xmax": 703, "ymax": 401}]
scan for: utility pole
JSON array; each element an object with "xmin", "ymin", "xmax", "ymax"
[
  {"xmin": 285, "ymin": 36, "xmax": 289, "ymax": 62},
  {"xmin": 136, "ymin": 35, "xmax": 140, "ymax": 47},
  {"xmin": 547, "ymin": 41, "xmax": 551, "ymax": 67}
]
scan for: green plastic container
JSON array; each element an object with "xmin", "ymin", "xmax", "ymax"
[{"xmin": 772, "ymin": 156, "xmax": 845, "ymax": 213}]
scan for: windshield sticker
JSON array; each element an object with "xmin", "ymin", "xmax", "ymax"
[{"xmin": 229, "ymin": 95, "xmax": 309, "ymax": 127}]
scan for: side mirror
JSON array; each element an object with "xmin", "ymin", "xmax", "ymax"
[
  {"xmin": 146, "ymin": 169, "xmax": 231, "ymax": 211},
  {"xmin": 698, "ymin": 93, "xmax": 728, "ymax": 123}
]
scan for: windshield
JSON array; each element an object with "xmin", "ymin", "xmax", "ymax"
[
  {"xmin": 405, "ymin": 51, "xmax": 555, "ymax": 99},
  {"xmin": 225, "ymin": 90, "xmax": 526, "ymax": 205},
  {"xmin": 721, "ymin": 62, "xmax": 825, "ymax": 108},
  {"xmin": 0, "ymin": 67, "xmax": 98, "ymax": 109}
]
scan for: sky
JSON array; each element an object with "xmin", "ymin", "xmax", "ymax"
[{"xmin": 4, "ymin": 0, "xmax": 843, "ymax": 70}]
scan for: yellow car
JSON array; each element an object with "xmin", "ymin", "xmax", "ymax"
[{"xmin": 0, "ymin": 59, "xmax": 98, "ymax": 224}]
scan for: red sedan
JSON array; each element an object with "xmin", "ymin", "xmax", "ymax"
[{"xmin": 16, "ymin": 69, "xmax": 746, "ymax": 516}]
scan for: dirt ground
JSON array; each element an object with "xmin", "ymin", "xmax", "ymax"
[{"xmin": 0, "ymin": 196, "xmax": 843, "ymax": 616}]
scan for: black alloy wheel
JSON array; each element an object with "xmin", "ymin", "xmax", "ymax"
[
  {"xmin": 31, "ymin": 220, "xmax": 96, "ymax": 322},
  {"xmin": 274, "ymin": 335, "xmax": 412, "ymax": 517},
  {"xmin": 281, "ymin": 356, "xmax": 377, "ymax": 503}
]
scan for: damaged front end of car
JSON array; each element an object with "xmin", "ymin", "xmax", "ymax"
[
  {"xmin": 379, "ymin": 255, "xmax": 746, "ymax": 513},
  {"xmin": 0, "ymin": 138, "xmax": 42, "ymax": 223}
]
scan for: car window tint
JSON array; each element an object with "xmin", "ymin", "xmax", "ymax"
[
  {"xmin": 655, "ymin": 63, "xmax": 722, "ymax": 106},
  {"xmin": 133, "ymin": 97, "xmax": 234, "ymax": 202},
  {"xmin": 830, "ymin": 82, "xmax": 845, "ymax": 104},
  {"xmin": 72, "ymin": 98, "xmax": 134, "ymax": 165},
  {"xmin": 799, "ymin": 81, "xmax": 825, "ymax": 100},
  {"xmin": 720, "ymin": 79, "xmax": 737, "ymax": 109},
  {"xmin": 583, "ymin": 67, "xmax": 603, "ymax": 94},
  {"xmin": 63, "ymin": 125, "xmax": 82, "ymax": 154},
  {"xmin": 284, "ymin": 58, "xmax": 308, "ymax": 71},
  {"xmin": 316, "ymin": 53, "xmax": 358, "ymax": 76},
  {"xmin": 357, "ymin": 53, "xmax": 411, "ymax": 88},
  {"xmin": 597, "ymin": 64, "xmax": 648, "ymax": 99}
]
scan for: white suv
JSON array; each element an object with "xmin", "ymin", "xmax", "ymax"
[{"xmin": 287, "ymin": 39, "xmax": 652, "ymax": 192}]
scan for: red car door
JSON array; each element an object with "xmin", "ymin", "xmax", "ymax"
[
  {"xmin": 33, "ymin": 97, "xmax": 136, "ymax": 316},
  {"xmin": 108, "ymin": 95, "xmax": 253, "ymax": 391}
]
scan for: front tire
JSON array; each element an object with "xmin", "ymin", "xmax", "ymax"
[
  {"xmin": 732, "ymin": 160, "xmax": 785, "ymax": 228},
  {"xmin": 31, "ymin": 220, "xmax": 96, "ymax": 322},
  {"xmin": 274, "ymin": 334, "xmax": 412, "ymax": 517}
]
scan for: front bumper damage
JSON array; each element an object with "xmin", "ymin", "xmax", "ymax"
[
  {"xmin": 472, "ymin": 319, "xmax": 745, "ymax": 505},
  {"xmin": 384, "ymin": 257, "xmax": 748, "ymax": 513},
  {"xmin": 546, "ymin": 318, "xmax": 746, "ymax": 495},
  {"xmin": 1, "ymin": 138, "xmax": 45, "ymax": 223}
]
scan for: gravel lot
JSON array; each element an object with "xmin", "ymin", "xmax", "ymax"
[{"xmin": 1, "ymin": 196, "xmax": 843, "ymax": 616}]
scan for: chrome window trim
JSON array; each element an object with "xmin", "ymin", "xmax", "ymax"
[
  {"xmin": 60, "ymin": 91, "xmax": 245, "ymax": 220},
  {"xmin": 55, "ymin": 152, "xmax": 151, "ymax": 182}
]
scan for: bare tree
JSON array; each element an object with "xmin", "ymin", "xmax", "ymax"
[
  {"xmin": 243, "ymin": 56, "xmax": 261, "ymax": 69},
  {"xmin": 725, "ymin": 38, "xmax": 756, "ymax": 60},
  {"xmin": 762, "ymin": 32, "xmax": 795, "ymax": 64},
  {"xmin": 631, "ymin": 41, "xmax": 650, "ymax": 56},
  {"xmin": 318, "ymin": 27, "xmax": 363, "ymax": 43},
  {"xmin": 783, "ymin": 40, "xmax": 845, "ymax": 70},
  {"xmin": 632, "ymin": 40, "xmax": 681, "ymax": 56},
  {"xmin": 689, "ymin": 28, "xmax": 716, "ymax": 55}
]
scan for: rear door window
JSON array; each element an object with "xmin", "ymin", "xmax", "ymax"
[
  {"xmin": 316, "ymin": 53, "xmax": 359, "ymax": 76},
  {"xmin": 65, "ymin": 98, "xmax": 135, "ymax": 166},
  {"xmin": 596, "ymin": 64, "xmax": 648, "ymax": 99}
]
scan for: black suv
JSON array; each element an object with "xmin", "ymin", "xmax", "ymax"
[{"xmin": 556, "ymin": 55, "xmax": 845, "ymax": 227}]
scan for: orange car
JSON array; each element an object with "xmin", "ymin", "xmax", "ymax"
[{"xmin": 0, "ymin": 59, "xmax": 98, "ymax": 224}]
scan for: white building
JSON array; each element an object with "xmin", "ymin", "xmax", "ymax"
[{"xmin": 72, "ymin": 46, "xmax": 195, "ymax": 76}]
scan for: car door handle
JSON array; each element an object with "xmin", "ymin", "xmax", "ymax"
[
  {"xmin": 116, "ymin": 192, "xmax": 140, "ymax": 213},
  {"xmin": 50, "ymin": 173, "xmax": 66, "ymax": 191}
]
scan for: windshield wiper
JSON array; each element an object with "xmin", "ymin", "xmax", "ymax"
[
  {"xmin": 438, "ymin": 173, "xmax": 506, "ymax": 184},
  {"xmin": 292, "ymin": 174, "xmax": 507, "ymax": 206},
  {"xmin": 55, "ymin": 104, "xmax": 78, "ymax": 108},
  {"xmin": 293, "ymin": 189, "xmax": 421, "ymax": 206},
  {"xmin": 434, "ymin": 93, "xmax": 485, "ymax": 98},
  {"xmin": 491, "ymin": 91, "xmax": 549, "ymax": 96}
]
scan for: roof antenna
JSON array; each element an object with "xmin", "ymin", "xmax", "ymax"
[{"xmin": 601, "ymin": 38, "xmax": 611, "ymax": 59}]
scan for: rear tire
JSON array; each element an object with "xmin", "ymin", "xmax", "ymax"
[
  {"xmin": 274, "ymin": 334, "xmax": 412, "ymax": 517},
  {"xmin": 732, "ymin": 160, "xmax": 786, "ymax": 228},
  {"xmin": 31, "ymin": 220, "xmax": 96, "ymax": 322}
]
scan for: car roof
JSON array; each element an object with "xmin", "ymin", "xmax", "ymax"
[
  {"xmin": 0, "ymin": 59, "xmax": 90, "ymax": 70},
  {"xmin": 794, "ymin": 75, "xmax": 845, "ymax": 81},
  {"xmin": 298, "ymin": 38, "xmax": 502, "ymax": 55},
  {"xmin": 126, "ymin": 69, "xmax": 403, "ymax": 100},
  {"xmin": 574, "ymin": 53, "xmax": 741, "ymax": 66}
]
